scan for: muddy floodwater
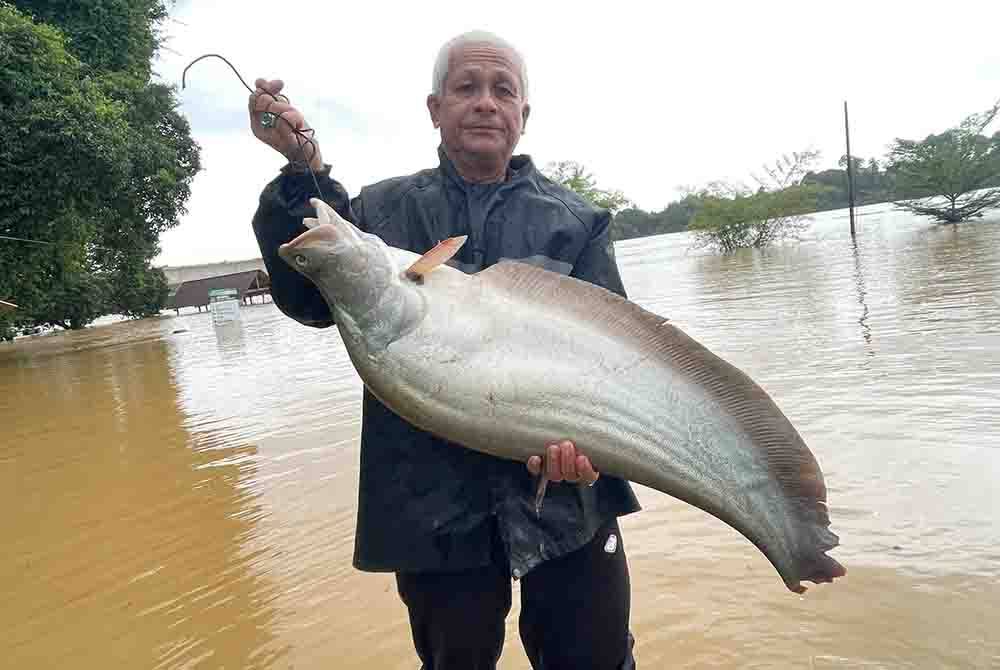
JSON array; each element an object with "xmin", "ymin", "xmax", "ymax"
[{"xmin": 3, "ymin": 204, "xmax": 1000, "ymax": 669}]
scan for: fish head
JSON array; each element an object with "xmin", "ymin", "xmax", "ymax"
[{"xmin": 278, "ymin": 198, "xmax": 397, "ymax": 318}]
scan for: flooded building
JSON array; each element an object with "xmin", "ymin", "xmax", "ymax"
[{"xmin": 165, "ymin": 270, "xmax": 271, "ymax": 314}]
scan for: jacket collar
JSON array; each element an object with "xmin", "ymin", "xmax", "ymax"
[{"xmin": 437, "ymin": 144, "xmax": 535, "ymax": 189}]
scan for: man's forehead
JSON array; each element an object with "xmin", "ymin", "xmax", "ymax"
[{"xmin": 449, "ymin": 44, "xmax": 520, "ymax": 77}]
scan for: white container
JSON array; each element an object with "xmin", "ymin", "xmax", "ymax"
[{"xmin": 209, "ymin": 288, "xmax": 241, "ymax": 326}]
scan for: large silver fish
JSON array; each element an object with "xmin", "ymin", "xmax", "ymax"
[{"xmin": 278, "ymin": 198, "xmax": 846, "ymax": 594}]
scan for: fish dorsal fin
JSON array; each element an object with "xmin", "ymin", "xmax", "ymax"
[
  {"xmin": 404, "ymin": 236, "xmax": 468, "ymax": 282},
  {"xmin": 476, "ymin": 260, "xmax": 841, "ymax": 586}
]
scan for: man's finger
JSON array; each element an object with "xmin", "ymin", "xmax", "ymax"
[
  {"xmin": 254, "ymin": 78, "xmax": 285, "ymax": 96},
  {"xmin": 250, "ymin": 80, "xmax": 286, "ymax": 110},
  {"xmin": 546, "ymin": 443, "xmax": 560, "ymax": 481},
  {"xmin": 526, "ymin": 455, "xmax": 541, "ymax": 476},
  {"xmin": 560, "ymin": 441, "xmax": 577, "ymax": 482},
  {"xmin": 577, "ymin": 454, "xmax": 599, "ymax": 485},
  {"xmin": 253, "ymin": 106, "xmax": 308, "ymax": 141},
  {"xmin": 254, "ymin": 96, "xmax": 296, "ymax": 116},
  {"xmin": 272, "ymin": 108, "xmax": 307, "ymax": 132}
]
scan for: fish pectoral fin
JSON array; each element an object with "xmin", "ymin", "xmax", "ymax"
[{"xmin": 404, "ymin": 236, "xmax": 468, "ymax": 282}]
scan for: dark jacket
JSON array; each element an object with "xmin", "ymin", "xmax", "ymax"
[{"xmin": 252, "ymin": 146, "xmax": 641, "ymax": 579}]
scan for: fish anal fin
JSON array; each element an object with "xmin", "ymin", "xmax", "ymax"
[{"xmin": 405, "ymin": 236, "xmax": 468, "ymax": 282}]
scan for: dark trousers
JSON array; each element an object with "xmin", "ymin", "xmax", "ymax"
[{"xmin": 395, "ymin": 518, "xmax": 636, "ymax": 670}]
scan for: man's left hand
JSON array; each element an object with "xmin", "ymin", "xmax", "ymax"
[{"xmin": 526, "ymin": 440, "xmax": 599, "ymax": 486}]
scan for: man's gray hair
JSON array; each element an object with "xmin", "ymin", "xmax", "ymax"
[{"xmin": 431, "ymin": 30, "xmax": 529, "ymax": 101}]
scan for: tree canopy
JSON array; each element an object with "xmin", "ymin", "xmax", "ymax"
[
  {"xmin": 688, "ymin": 151, "xmax": 828, "ymax": 253},
  {"xmin": 12, "ymin": 0, "xmax": 168, "ymax": 76},
  {"xmin": 886, "ymin": 99, "xmax": 1000, "ymax": 223},
  {"xmin": 0, "ymin": 0, "xmax": 200, "ymax": 340},
  {"xmin": 542, "ymin": 160, "xmax": 633, "ymax": 215}
]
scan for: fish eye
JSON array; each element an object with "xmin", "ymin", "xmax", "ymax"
[{"xmin": 295, "ymin": 254, "xmax": 308, "ymax": 267}]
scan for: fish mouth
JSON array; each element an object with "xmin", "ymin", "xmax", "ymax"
[
  {"xmin": 279, "ymin": 197, "xmax": 363, "ymax": 260},
  {"xmin": 280, "ymin": 222, "xmax": 340, "ymax": 254}
]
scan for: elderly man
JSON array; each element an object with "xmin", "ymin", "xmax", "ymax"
[{"xmin": 248, "ymin": 30, "xmax": 640, "ymax": 669}]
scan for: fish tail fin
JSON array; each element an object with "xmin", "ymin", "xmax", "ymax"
[
  {"xmin": 786, "ymin": 502, "xmax": 847, "ymax": 592},
  {"xmin": 653, "ymin": 323, "xmax": 847, "ymax": 593}
]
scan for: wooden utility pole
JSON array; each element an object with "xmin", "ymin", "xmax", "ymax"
[{"xmin": 844, "ymin": 101, "xmax": 857, "ymax": 237}]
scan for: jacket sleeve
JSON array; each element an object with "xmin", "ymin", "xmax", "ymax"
[
  {"xmin": 570, "ymin": 210, "xmax": 628, "ymax": 299},
  {"xmin": 251, "ymin": 162, "xmax": 364, "ymax": 327}
]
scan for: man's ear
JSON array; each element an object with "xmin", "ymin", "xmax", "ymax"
[
  {"xmin": 521, "ymin": 103, "xmax": 531, "ymax": 133},
  {"xmin": 427, "ymin": 94, "xmax": 441, "ymax": 128}
]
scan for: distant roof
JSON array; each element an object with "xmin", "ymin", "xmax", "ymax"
[
  {"xmin": 158, "ymin": 257, "xmax": 263, "ymax": 270},
  {"xmin": 0, "ymin": 299, "xmax": 17, "ymax": 313},
  {"xmin": 160, "ymin": 258, "xmax": 267, "ymax": 289},
  {"xmin": 167, "ymin": 270, "xmax": 270, "ymax": 309}
]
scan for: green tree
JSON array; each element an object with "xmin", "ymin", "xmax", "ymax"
[
  {"xmin": 13, "ymin": 0, "xmax": 168, "ymax": 75},
  {"xmin": 887, "ymin": 99, "xmax": 1000, "ymax": 223},
  {"xmin": 106, "ymin": 255, "xmax": 170, "ymax": 319},
  {"xmin": 0, "ymin": 1, "xmax": 199, "ymax": 340},
  {"xmin": 542, "ymin": 160, "xmax": 633, "ymax": 214},
  {"xmin": 688, "ymin": 150, "xmax": 828, "ymax": 253},
  {"xmin": 32, "ymin": 265, "xmax": 112, "ymax": 332}
]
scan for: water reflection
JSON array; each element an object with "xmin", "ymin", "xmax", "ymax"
[
  {"xmin": 0, "ymin": 329, "xmax": 287, "ymax": 669},
  {"xmin": 213, "ymin": 320, "xmax": 248, "ymax": 359},
  {"xmin": 891, "ymin": 220, "xmax": 1000, "ymax": 323},
  {"xmin": 851, "ymin": 238, "xmax": 874, "ymax": 354}
]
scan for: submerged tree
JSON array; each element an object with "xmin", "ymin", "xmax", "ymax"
[
  {"xmin": 687, "ymin": 150, "xmax": 828, "ymax": 253},
  {"xmin": 887, "ymin": 99, "xmax": 1000, "ymax": 223}
]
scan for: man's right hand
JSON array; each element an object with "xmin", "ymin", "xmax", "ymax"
[{"xmin": 248, "ymin": 78, "xmax": 324, "ymax": 172}]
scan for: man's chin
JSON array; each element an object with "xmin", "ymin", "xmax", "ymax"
[{"xmin": 458, "ymin": 138, "xmax": 509, "ymax": 160}]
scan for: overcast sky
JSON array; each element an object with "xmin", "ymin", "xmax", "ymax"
[{"xmin": 153, "ymin": 0, "xmax": 1000, "ymax": 267}]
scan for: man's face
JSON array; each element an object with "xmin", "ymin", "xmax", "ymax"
[{"xmin": 427, "ymin": 43, "xmax": 530, "ymax": 167}]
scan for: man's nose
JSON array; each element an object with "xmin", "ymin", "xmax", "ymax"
[{"xmin": 472, "ymin": 91, "xmax": 499, "ymax": 113}]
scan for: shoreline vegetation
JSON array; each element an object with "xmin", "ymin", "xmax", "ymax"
[
  {"xmin": 1, "ymin": 2, "xmax": 199, "ymax": 341},
  {"xmin": 544, "ymin": 98, "xmax": 1000, "ymax": 252},
  {"xmin": 2, "ymin": 3, "xmax": 997, "ymax": 338}
]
